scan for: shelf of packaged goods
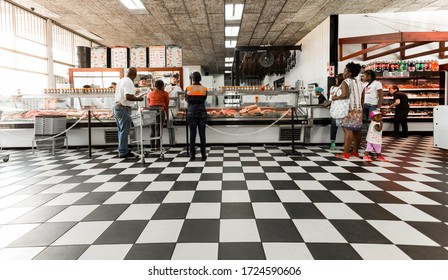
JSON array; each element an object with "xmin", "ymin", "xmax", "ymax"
[
  {"xmin": 382, "ymin": 88, "xmax": 440, "ymax": 92},
  {"xmin": 409, "ymin": 106, "xmax": 437, "ymax": 109},
  {"xmin": 377, "ymin": 75, "xmax": 439, "ymax": 79},
  {"xmin": 383, "ymin": 96, "xmax": 440, "ymax": 100},
  {"xmin": 21, "ymin": 94, "xmax": 115, "ymax": 98}
]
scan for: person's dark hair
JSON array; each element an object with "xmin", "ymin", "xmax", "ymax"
[
  {"xmin": 390, "ymin": 85, "xmax": 399, "ymax": 92},
  {"xmin": 364, "ymin": 69, "xmax": 377, "ymax": 87},
  {"xmin": 345, "ymin": 62, "xmax": 361, "ymax": 78},
  {"xmin": 127, "ymin": 67, "xmax": 137, "ymax": 79},
  {"xmin": 335, "ymin": 73, "xmax": 344, "ymax": 85},
  {"xmin": 155, "ymin": 80, "xmax": 164, "ymax": 90},
  {"xmin": 111, "ymin": 82, "xmax": 117, "ymax": 86},
  {"xmin": 191, "ymin": 72, "xmax": 201, "ymax": 83}
]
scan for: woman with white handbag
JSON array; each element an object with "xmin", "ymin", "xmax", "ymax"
[{"xmin": 328, "ymin": 73, "xmax": 344, "ymax": 150}]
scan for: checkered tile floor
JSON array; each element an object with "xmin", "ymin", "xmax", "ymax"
[{"xmin": 0, "ymin": 136, "xmax": 447, "ymax": 260}]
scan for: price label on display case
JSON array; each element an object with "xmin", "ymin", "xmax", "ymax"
[{"xmin": 149, "ymin": 46, "xmax": 166, "ymax": 67}]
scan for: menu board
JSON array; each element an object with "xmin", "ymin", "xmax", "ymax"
[
  {"xmin": 130, "ymin": 46, "xmax": 147, "ymax": 67},
  {"xmin": 166, "ymin": 46, "xmax": 182, "ymax": 67},
  {"xmin": 91, "ymin": 47, "xmax": 108, "ymax": 68},
  {"xmin": 111, "ymin": 47, "xmax": 128, "ymax": 68},
  {"xmin": 149, "ymin": 46, "xmax": 166, "ymax": 67}
]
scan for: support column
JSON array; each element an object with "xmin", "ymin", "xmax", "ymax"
[{"xmin": 46, "ymin": 19, "xmax": 55, "ymax": 88}]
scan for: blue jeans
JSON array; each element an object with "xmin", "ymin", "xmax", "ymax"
[
  {"xmin": 113, "ymin": 104, "xmax": 132, "ymax": 156},
  {"xmin": 187, "ymin": 111, "xmax": 207, "ymax": 157},
  {"xmin": 363, "ymin": 104, "xmax": 377, "ymax": 122}
]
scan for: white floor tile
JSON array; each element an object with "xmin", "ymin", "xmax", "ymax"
[
  {"xmin": 120, "ymin": 168, "xmax": 146, "ymax": 175},
  {"xmin": 186, "ymin": 203, "xmax": 221, "ymax": 219},
  {"xmin": 282, "ymin": 166, "xmax": 306, "ymax": 173},
  {"xmin": 117, "ymin": 204, "xmax": 159, "ymax": 220},
  {"xmin": 136, "ymin": 220, "xmax": 184, "ymax": 243},
  {"xmin": 368, "ymin": 220, "xmax": 439, "ymax": 246},
  {"xmin": 276, "ymin": 190, "xmax": 311, "ymax": 203},
  {"xmin": 351, "ymin": 244, "xmax": 411, "ymax": 260},
  {"xmin": 162, "ymin": 191, "xmax": 195, "ymax": 203},
  {"xmin": 252, "ymin": 203, "xmax": 290, "ymax": 219},
  {"xmin": 0, "ymin": 207, "xmax": 35, "ymax": 224},
  {"xmin": 71, "ymin": 164, "xmax": 98, "ymax": 170},
  {"xmin": 0, "ymin": 195, "xmax": 31, "ymax": 209},
  {"xmin": 258, "ymin": 161, "xmax": 280, "ymax": 167},
  {"xmin": 331, "ymin": 191, "xmax": 374, "ymax": 203},
  {"xmin": 0, "ymin": 247, "xmax": 46, "ymax": 260},
  {"xmin": 172, "ymin": 243, "xmax": 218, "ymax": 260},
  {"xmin": 47, "ymin": 205, "xmax": 98, "ymax": 222},
  {"xmin": 177, "ymin": 174, "xmax": 201, "ymax": 181},
  {"xmin": 34, "ymin": 170, "xmax": 66, "ymax": 177},
  {"xmin": 103, "ymin": 192, "xmax": 142, "ymax": 204},
  {"xmin": 379, "ymin": 204, "xmax": 439, "ymax": 222},
  {"xmin": 353, "ymin": 173, "xmax": 389, "ymax": 181},
  {"xmin": 221, "ymin": 190, "xmax": 251, "ymax": 203},
  {"xmin": 44, "ymin": 193, "xmax": 87, "ymax": 206},
  {"xmin": 389, "ymin": 191, "xmax": 440, "ymax": 205},
  {"xmin": 322, "ymin": 166, "xmax": 350, "ymax": 173},
  {"xmin": 220, "ymin": 219, "xmax": 260, "ymax": 242},
  {"xmin": 144, "ymin": 182, "xmax": 174, "ymax": 191},
  {"xmin": 0, "ymin": 224, "xmax": 39, "ymax": 248},
  {"xmin": 196, "ymin": 181, "xmax": 222, "ymax": 191},
  {"xmin": 41, "ymin": 184, "xmax": 80, "ymax": 194},
  {"xmin": 246, "ymin": 181, "xmax": 274, "ymax": 190},
  {"xmin": 161, "ymin": 167, "xmax": 185, "ymax": 174},
  {"xmin": 263, "ymin": 243, "xmax": 314, "ymax": 260},
  {"xmin": 294, "ymin": 181, "xmax": 326, "ymax": 190},
  {"xmin": 84, "ymin": 175, "xmax": 116, "ymax": 183},
  {"xmin": 395, "ymin": 181, "xmax": 441, "ymax": 192},
  {"xmin": 52, "ymin": 221, "xmax": 113, "ymax": 245},
  {"xmin": 315, "ymin": 203, "xmax": 362, "ymax": 220},
  {"xmin": 131, "ymin": 174, "xmax": 159, "ymax": 182},
  {"xmin": 222, "ymin": 173, "xmax": 246, "ymax": 181},
  {"xmin": 310, "ymin": 173, "xmax": 340, "ymax": 181},
  {"xmin": 93, "ymin": 182, "xmax": 127, "ymax": 192},
  {"xmin": 293, "ymin": 219, "xmax": 347, "ymax": 243},
  {"xmin": 401, "ymin": 173, "xmax": 441, "ymax": 182},
  {"xmin": 202, "ymin": 167, "xmax": 223, "ymax": 173},
  {"xmin": 344, "ymin": 181, "xmax": 382, "ymax": 191},
  {"xmin": 404, "ymin": 167, "xmax": 441, "ymax": 174},
  {"xmin": 78, "ymin": 244, "xmax": 132, "ymax": 260},
  {"xmin": 35, "ymin": 176, "xmax": 71, "ymax": 185}
]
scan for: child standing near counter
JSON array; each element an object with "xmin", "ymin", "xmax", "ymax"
[{"xmin": 363, "ymin": 110, "xmax": 388, "ymax": 162}]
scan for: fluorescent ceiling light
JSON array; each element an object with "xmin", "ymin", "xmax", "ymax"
[
  {"xmin": 119, "ymin": 0, "xmax": 145, "ymax": 10},
  {"xmin": 225, "ymin": 71, "xmax": 231, "ymax": 74},
  {"xmin": 225, "ymin": 40, "xmax": 237, "ymax": 48},
  {"xmin": 225, "ymin": 57, "xmax": 234, "ymax": 62},
  {"xmin": 225, "ymin": 4, "xmax": 244, "ymax": 20},
  {"xmin": 225, "ymin": 26, "xmax": 240, "ymax": 37},
  {"xmin": 225, "ymin": 63, "xmax": 233, "ymax": 67}
]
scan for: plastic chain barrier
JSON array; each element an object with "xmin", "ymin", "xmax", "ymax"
[
  {"xmin": 0, "ymin": 111, "xmax": 88, "ymax": 142},
  {"xmin": 205, "ymin": 109, "xmax": 290, "ymax": 137}
]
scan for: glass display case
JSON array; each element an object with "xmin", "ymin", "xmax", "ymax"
[
  {"xmin": 136, "ymin": 67, "xmax": 183, "ymax": 89},
  {"xmin": 68, "ymin": 68, "xmax": 124, "ymax": 88}
]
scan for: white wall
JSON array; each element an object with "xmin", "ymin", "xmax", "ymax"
[
  {"xmin": 339, "ymin": 11, "xmax": 448, "ymax": 70},
  {"xmin": 284, "ymin": 17, "xmax": 330, "ymax": 92},
  {"xmin": 182, "ymin": 65, "xmax": 203, "ymax": 88}
]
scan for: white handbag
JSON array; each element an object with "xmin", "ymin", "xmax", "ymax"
[{"xmin": 329, "ymin": 86, "xmax": 349, "ymax": 119}]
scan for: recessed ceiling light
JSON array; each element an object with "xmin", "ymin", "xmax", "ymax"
[
  {"xmin": 225, "ymin": 57, "xmax": 234, "ymax": 62},
  {"xmin": 225, "ymin": 4, "xmax": 244, "ymax": 21},
  {"xmin": 225, "ymin": 70, "xmax": 231, "ymax": 74},
  {"xmin": 225, "ymin": 26, "xmax": 240, "ymax": 37},
  {"xmin": 119, "ymin": 0, "xmax": 145, "ymax": 10},
  {"xmin": 225, "ymin": 63, "xmax": 233, "ymax": 67},
  {"xmin": 225, "ymin": 40, "xmax": 237, "ymax": 48}
]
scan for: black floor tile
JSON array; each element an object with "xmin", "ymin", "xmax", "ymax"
[
  {"xmin": 244, "ymin": 173, "xmax": 269, "ymax": 180},
  {"xmin": 271, "ymin": 181, "xmax": 299, "ymax": 190},
  {"xmin": 256, "ymin": 219, "xmax": 303, "ymax": 242},
  {"xmin": 306, "ymin": 243, "xmax": 362, "ymax": 260},
  {"xmin": 220, "ymin": 203, "xmax": 255, "ymax": 219},
  {"xmin": 73, "ymin": 192, "xmax": 115, "ymax": 205},
  {"xmin": 141, "ymin": 168, "xmax": 165, "ymax": 174},
  {"xmin": 192, "ymin": 191, "xmax": 222, "ymax": 202},
  {"xmin": 407, "ymin": 222, "xmax": 448, "ymax": 247},
  {"xmin": 417, "ymin": 192, "xmax": 448, "ymax": 206},
  {"xmin": 167, "ymin": 162, "xmax": 188, "ymax": 168},
  {"xmin": 330, "ymin": 220, "xmax": 392, "ymax": 244},
  {"xmin": 108, "ymin": 174, "xmax": 137, "ymax": 182},
  {"xmin": 67, "ymin": 183, "xmax": 103, "ymax": 193},
  {"xmin": 151, "ymin": 203, "xmax": 190, "ymax": 220},
  {"xmin": 283, "ymin": 203, "xmax": 326, "ymax": 219},
  {"xmin": 125, "ymin": 243, "xmax": 175, "ymax": 260},
  {"xmin": 414, "ymin": 205, "xmax": 448, "ymax": 223},
  {"xmin": 398, "ymin": 245, "xmax": 448, "ymax": 260},
  {"xmin": 222, "ymin": 181, "xmax": 247, "ymax": 190},
  {"xmin": 360, "ymin": 191, "xmax": 406, "ymax": 204},
  {"xmin": 12, "ymin": 206, "xmax": 68, "ymax": 224},
  {"xmin": 204, "ymin": 162, "xmax": 224, "ymax": 167},
  {"xmin": 182, "ymin": 167, "xmax": 204, "ymax": 173},
  {"xmin": 303, "ymin": 190, "xmax": 341, "ymax": 203},
  {"xmin": 347, "ymin": 203, "xmax": 400, "ymax": 220},
  {"xmin": 371, "ymin": 181, "xmax": 412, "ymax": 192},
  {"xmin": 8, "ymin": 222, "xmax": 76, "ymax": 247},
  {"xmin": 94, "ymin": 220, "xmax": 148, "ymax": 244},
  {"xmin": 223, "ymin": 167, "xmax": 244, "ymax": 173},
  {"xmin": 133, "ymin": 191, "xmax": 168, "ymax": 204},
  {"xmin": 60, "ymin": 176, "xmax": 92, "ymax": 184},
  {"xmin": 320, "ymin": 181, "xmax": 354, "ymax": 190},
  {"xmin": 120, "ymin": 182, "xmax": 150, "ymax": 191},
  {"xmin": 302, "ymin": 166, "xmax": 327, "ymax": 173},
  {"xmin": 199, "ymin": 173, "xmax": 223, "ymax": 181},
  {"xmin": 33, "ymin": 245, "xmax": 89, "ymax": 260},
  {"xmin": 154, "ymin": 174, "xmax": 180, "ymax": 181},
  {"xmin": 171, "ymin": 181, "xmax": 198, "ymax": 191},
  {"xmin": 82, "ymin": 204, "xmax": 130, "ymax": 221},
  {"xmin": 99, "ymin": 168, "xmax": 126, "ymax": 175},
  {"xmin": 249, "ymin": 190, "xmax": 281, "ymax": 202},
  {"xmin": 240, "ymin": 161, "xmax": 261, "ymax": 167},
  {"xmin": 288, "ymin": 173, "xmax": 315, "ymax": 180},
  {"xmin": 262, "ymin": 167, "xmax": 285, "ymax": 173},
  {"xmin": 177, "ymin": 219, "xmax": 220, "ymax": 242},
  {"xmin": 333, "ymin": 173, "xmax": 364, "ymax": 181},
  {"xmin": 218, "ymin": 243, "xmax": 265, "ymax": 260}
]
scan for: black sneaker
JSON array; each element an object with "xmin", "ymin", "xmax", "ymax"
[
  {"xmin": 119, "ymin": 151, "xmax": 137, "ymax": 158},
  {"xmin": 190, "ymin": 156, "xmax": 196, "ymax": 161},
  {"xmin": 201, "ymin": 155, "xmax": 207, "ymax": 161}
]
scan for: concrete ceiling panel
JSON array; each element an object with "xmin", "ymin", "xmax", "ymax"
[
  {"xmin": 244, "ymin": 0, "xmax": 267, "ymax": 13},
  {"xmin": 258, "ymin": 0, "xmax": 287, "ymax": 24},
  {"xmin": 252, "ymin": 23, "xmax": 271, "ymax": 39},
  {"xmin": 240, "ymin": 13, "xmax": 260, "ymax": 32}
]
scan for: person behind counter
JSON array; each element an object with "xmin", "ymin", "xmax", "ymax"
[
  {"xmin": 389, "ymin": 85, "xmax": 409, "ymax": 138},
  {"xmin": 147, "ymin": 80, "xmax": 170, "ymax": 150},
  {"xmin": 315, "ymin": 87, "xmax": 327, "ymax": 104},
  {"xmin": 113, "ymin": 67, "xmax": 144, "ymax": 159},
  {"xmin": 186, "ymin": 72, "xmax": 207, "ymax": 161}
]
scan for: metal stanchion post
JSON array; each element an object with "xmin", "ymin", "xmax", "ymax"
[
  {"xmin": 88, "ymin": 110, "xmax": 92, "ymax": 158},
  {"xmin": 291, "ymin": 107, "xmax": 295, "ymax": 153},
  {"xmin": 185, "ymin": 109, "xmax": 189, "ymax": 157}
]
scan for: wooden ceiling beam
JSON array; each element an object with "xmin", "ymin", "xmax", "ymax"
[
  {"xmin": 340, "ymin": 42, "xmax": 394, "ymax": 61},
  {"xmin": 403, "ymin": 45, "xmax": 448, "ymax": 60},
  {"xmin": 365, "ymin": 41, "xmax": 429, "ymax": 61}
]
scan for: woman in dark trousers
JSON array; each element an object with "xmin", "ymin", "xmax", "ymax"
[
  {"xmin": 389, "ymin": 86, "xmax": 410, "ymax": 138},
  {"xmin": 186, "ymin": 72, "xmax": 207, "ymax": 160}
]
